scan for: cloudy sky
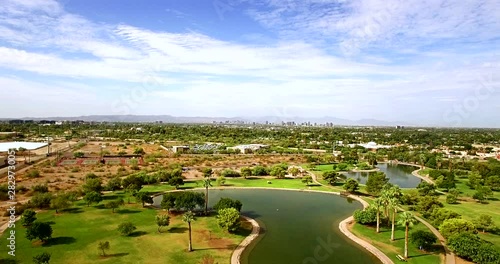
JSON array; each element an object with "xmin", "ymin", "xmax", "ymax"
[{"xmin": 0, "ymin": 0, "xmax": 499, "ymax": 127}]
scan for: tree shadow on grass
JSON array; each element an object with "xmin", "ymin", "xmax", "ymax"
[
  {"xmin": 99, "ymin": 253, "xmax": 130, "ymax": 259},
  {"xmin": 43, "ymin": 237, "xmax": 76, "ymax": 247},
  {"xmin": 169, "ymin": 227, "xmax": 188, "ymax": 234},
  {"xmin": 46, "ymin": 221, "xmax": 56, "ymax": 225},
  {"xmin": 0, "ymin": 258, "xmax": 19, "ymax": 264},
  {"xmin": 196, "ymin": 244, "xmax": 239, "ymax": 251},
  {"xmin": 63, "ymin": 207, "xmax": 83, "ymax": 214},
  {"xmin": 178, "ymin": 186, "xmax": 194, "ymax": 190},
  {"xmin": 102, "ymin": 195, "xmax": 120, "ymax": 201},
  {"xmin": 129, "ymin": 231, "xmax": 148, "ymax": 237},
  {"xmin": 115, "ymin": 209, "xmax": 141, "ymax": 214}
]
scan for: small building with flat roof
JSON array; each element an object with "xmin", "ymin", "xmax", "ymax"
[{"xmin": 172, "ymin": 146, "xmax": 190, "ymax": 153}]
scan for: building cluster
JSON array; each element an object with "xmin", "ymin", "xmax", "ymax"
[{"xmin": 5, "ymin": 120, "xmax": 86, "ymax": 125}]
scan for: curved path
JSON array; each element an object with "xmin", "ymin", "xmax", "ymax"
[
  {"xmin": 413, "ymin": 215, "xmax": 455, "ymax": 264},
  {"xmin": 231, "ymin": 216, "xmax": 260, "ymax": 264}
]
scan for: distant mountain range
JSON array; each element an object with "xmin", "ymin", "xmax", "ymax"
[{"xmin": 1, "ymin": 115, "xmax": 414, "ymax": 127}]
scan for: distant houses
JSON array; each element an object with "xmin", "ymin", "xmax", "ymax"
[
  {"xmin": 227, "ymin": 144, "xmax": 269, "ymax": 154},
  {"xmin": 172, "ymin": 146, "xmax": 190, "ymax": 153}
]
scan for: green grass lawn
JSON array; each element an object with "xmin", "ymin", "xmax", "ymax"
[
  {"xmin": 350, "ymin": 223, "xmax": 443, "ymax": 264},
  {"xmin": 0, "ymin": 192, "xmax": 251, "ymax": 264}
]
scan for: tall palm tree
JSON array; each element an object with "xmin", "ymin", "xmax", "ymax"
[
  {"xmin": 182, "ymin": 211, "xmax": 196, "ymax": 252},
  {"xmin": 419, "ymin": 154, "xmax": 426, "ymax": 169},
  {"xmin": 373, "ymin": 198, "xmax": 384, "ymax": 233},
  {"xmin": 203, "ymin": 178, "xmax": 212, "ymax": 215},
  {"xmin": 389, "ymin": 197, "xmax": 401, "ymax": 241},
  {"xmin": 397, "ymin": 212, "xmax": 418, "ymax": 259}
]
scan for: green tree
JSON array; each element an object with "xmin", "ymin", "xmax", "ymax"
[
  {"xmin": 182, "ymin": 211, "xmax": 196, "ymax": 252},
  {"xmin": 50, "ymin": 194, "xmax": 71, "ymax": 213},
  {"xmin": 474, "ymin": 214, "xmax": 496, "ymax": 233},
  {"xmin": 302, "ymin": 175, "xmax": 313, "ymax": 186},
  {"xmin": 105, "ymin": 199, "xmax": 125, "ymax": 213},
  {"xmin": 106, "ymin": 177, "xmax": 122, "ymax": 191},
  {"xmin": 323, "ymin": 171, "xmax": 343, "ymax": 185},
  {"xmin": 161, "ymin": 193, "xmax": 177, "ymax": 213},
  {"xmin": 202, "ymin": 168, "xmax": 213, "ymax": 178},
  {"xmin": 84, "ymin": 191, "xmax": 103, "ymax": 207},
  {"xmin": 175, "ymin": 191, "xmax": 205, "ymax": 211},
  {"xmin": 213, "ymin": 197, "xmax": 243, "ymax": 212},
  {"xmin": 98, "ymin": 241, "xmax": 110, "ymax": 257},
  {"xmin": 155, "ymin": 214, "xmax": 170, "ymax": 233},
  {"xmin": 117, "ymin": 222, "xmax": 137, "ymax": 236},
  {"xmin": 289, "ymin": 167, "xmax": 300, "ymax": 177},
  {"xmin": 21, "ymin": 209, "xmax": 37, "ymax": 227},
  {"xmin": 446, "ymin": 189, "xmax": 460, "ymax": 204},
  {"xmin": 252, "ymin": 166, "xmax": 268, "ymax": 176},
  {"xmin": 409, "ymin": 230, "xmax": 437, "ymax": 251},
  {"xmin": 270, "ymin": 166, "xmax": 286, "ymax": 179},
  {"xmin": 33, "ymin": 252, "xmax": 51, "ymax": 264},
  {"xmin": 439, "ymin": 219, "xmax": 477, "ymax": 239},
  {"xmin": 429, "ymin": 208, "xmax": 461, "ymax": 226},
  {"xmin": 217, "ymin": 208, "xmax": 241, "ymax": 232},
  {"xmin": 216, "ymin": 176, "xmax": 226, "ymax": 186},
  {"xmin": 240, "ymin": 167, "xmax": 252, "ymax": 178},
  {"xmin": 135, "ymin": 192, "xmax": 153, "ymax": 207},
  {"xmin": 343, "ymin": 178, "xmax": 359, "ymax": 193},
  {"xmin": 416, "ymin": 181, "xmax": 437, "ymax": 196},
  {"xmin": 398, "ymin": 212, "xmax": 418, "ymax": 259},
  {"xmin": 366, "ymin": 172, "xmax": 389, "ymax": 196},
  {"xmin": 26, "ymin": 222, "xmax": 53, "ymax": 243},
  {"xmin": 473, "ymin": 186, "xmax": 493, "ymax": 203},
  {"xmin": 353, "ymin": 208, "xmax": 377, "ymax": 225},
  {"xmin": 169, "ymin": 177, "xmax": 184, "ymax": 189},
  {"xmin": 82, "ymin": 178, "xmax": 103, "ymax": 194}
]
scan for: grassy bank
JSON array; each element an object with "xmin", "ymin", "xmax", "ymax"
[
  {"xmin": 0, "ymin": 192, "xmax": 251, "ymax": 264},
  {"xmin": 350, "ymin": 223, "xmax": 443, "ymax": 264}
]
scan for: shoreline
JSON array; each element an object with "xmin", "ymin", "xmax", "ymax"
[{"xmin": 156, "ymin": 187, "xmax": 394, "ymax": 264}]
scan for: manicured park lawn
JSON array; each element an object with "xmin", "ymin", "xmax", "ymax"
[
  {"xmin": 350, "ymin": 223, "xmax": 443, "ymax": 264},
  {"xmin": 0, "ymin": 192, "xmax": 251, "ymax": 264}
]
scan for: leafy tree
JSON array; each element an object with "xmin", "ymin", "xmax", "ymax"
[
  {"xmin": 135, "ymin": 192, "xmax": 153, "ymax": 207},
  {"xmin": 416, "ymin": 181, "xmax": 437, "ymax": 196},
  {"xmin": 409, "ymin": 230, "xmax": 437, "ymax": 251},
  {"xmin": 50, "ymin": 194, "xmax": 71, "ymax": 213},
  {"xmin": 202, "ymin": 168, "xmax": 213, "ymax": 178},
  {"xmin": 353, "ymin": 208, "xmax": 377, "ymax": 225},
  {"xmin": 98, "ymin": 241, "xmax": 110, "ymax": 256},
  {"xmin": 213, "ymin": 197, "xmax": 243, "ymax": 212},
  {"xmin": 220, "ymin": 168, "xmax": 240, "ymax": 178},
  {"xmin": 446, "ymin": 189, "xmax": 460, "ymax": 204},
  {"xmin": 29, "ymin": 192, "xmax": 53, "ymax": 209},
  {"xmin": 33, "ymin": 252, "xmax": 51, "ymax": 264},
  {"xmin": 32, "ymin": 183, "xmax": 49, "ymax": 193},
  {"xmin": 216, "ymin": 176, "xmax": 226, "ymax": 186},
  {"xmin": 106, "ymin": 177, "xmax": 122, "ymax": 191},
  {"xmin": 20, "ymin": 209, "xmax": 37, "ymax": 227},
  {"xmin": 323, "ymin": 171, "xmax": 342, "ymax": 185},
  {"xmin": 447, "ymin": 233, "xmax": 483, "ymax": 262},
  {"xmin": 155, "ymin": 214, "xmax": 170, "ymax": 233},
  {"xmin": 439, "ymin": 219, "xmax": 477, "ymax": 239},
  {"xmin": 429, "ymin": 208, "xmax": 461, "ymax": 226},
  {"xmin": 82, "ymin": 178, "xmax": 103, "ymax": 194},
  {"xmin": 252, "ymin": 166, "xmax": 268, "ymax": 176},
  {"xmin": 343, "ymin": 178, "xmax": 359, "ymax": 193},
  {"xmin": 26, "ymin": 222, "xmax": 53, "ymax": 243},
  {"xmin": 366, "ymin": 172, "xmax": 389, "ymax": 196},
  {"xmin": 161, "ymin": 193, "xmax": 177, "ymax": 213},
  {"xmin": 175, "ymin": 191, "xmax": 205, "ymax": 211},
  {"xmin": 474, "ymin": 242, "xmax": 500, "ymax": 264},
  {"xmin": 302, "ymin": 175, "xmax": 313, "ymax": 186},
  {"xmin": 270, "ymin": 166, "xmax": 286, "ymax": 179},
  {"xmin": 240, "ymin": 167, "xmax": 252, "ymax": 178},
  {"xmin": 398, "ymin": 212, "xmax": 418, "ymax": 259},
  {"xmin": 474, "ymin": 214, "xmax": 497, "ymax": 233},
  {"xmin": 169, "ymin": 176, "xmax": 184, "ymax": 189},
  {"xmin": 105, "ymin": 199, "xmax": 125, "ymax": 213},
  {"xmin": 473, "ymin": 186, "xmax": 493, "ymax": 203},
  {"xmin": 84, "ymin": 191, "xmax": 103, "ymax": 207},
  {"xmin": 117, "ymin": 222, "xmax": 137, "ymax": 236},
  {"xmin": 416, "ymin": 196, "xmax": 443, "ymax": 218},
  {"xmin": 182, "ymin": 211, "xmax": 196, "ymax": 252},
  {"xmin": 133, "ymin": 147, "xmax": 145, "ymax": 155},
  {"xmin": 485, "ymin": 175, "xmax": 500, "ymax": 191},
  {"xmin": 467, "ymin": 172, "xmax": 483, "ymax": 189},
  {"xmin": 289, "ymin": 167, "xmax": 300, "ymax": 177},
  {"xmin": 217, "ymin": 208, "xmax": 241, "ymax": 232}
]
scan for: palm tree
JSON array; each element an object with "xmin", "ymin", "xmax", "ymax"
[
  {"xmin": 397, "ymin": 212, "xmax": 418, "ymax": 259},
  {"xmin": 373, "ymin": 198, "xmax": 384, "ymax": 233},
  {"xmin": 435, "ymin": 154, "xmax": 443, "ymax": 170},
  {"xmin": 389, "ymin": 197, "xmax": 401, "ymax": 241},
  {"xmin": 203, "ymin": 178, "xmax": 212, "ymax": 215},
  {"xmin": 419, "ymin": 154, "xmax": 426, "ymax": 169},
  {"xmin": 182, "ymin": 211, "xmax": 196, "ymax": 252}
]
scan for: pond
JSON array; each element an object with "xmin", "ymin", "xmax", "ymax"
[
  {"xmin": 344, "ymin": 163, "xmax": 421, "ymax": 188},
  {"xmin": 154, "ymin": 189, "xmax": 381, "ymax": 264}
]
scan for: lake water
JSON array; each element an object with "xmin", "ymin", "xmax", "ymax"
[
  {"xmin": 344, "ymin": 163, "xmax": 421, "ymax": 188},
  {"xmin": 154, "ymin": 189, "xmax": 381, "ymax": 264}
]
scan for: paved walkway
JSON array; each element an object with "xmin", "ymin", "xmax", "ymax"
[
  {"xmin": 230, "ymin": 216, "xmax": 260, "ymax": 264},
  {"xmin": 414, "ymin": 215, "xmax": 455, "ymax": 264}
]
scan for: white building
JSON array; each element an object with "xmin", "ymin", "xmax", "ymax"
[
  {"xmin": 227, "ymin": 144, "xmax": 269, "ymax": 154},
  {"xmin": 349, "ymin": 141, "xmax": 392, "ymax": 150}
]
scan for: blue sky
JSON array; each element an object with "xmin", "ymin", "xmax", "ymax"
[{"xmin": 0, "ymin": 0, "xmax": 499, "ymax": 127}]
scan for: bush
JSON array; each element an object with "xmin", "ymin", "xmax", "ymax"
[
  {"xmin": 353, "ymin": 208, "xmax": 377, "ymax": 225},
  {"xmin": 213, "ymin": 198, "xmax": 243, "ymax": 212},
  {"xmin": 29, "ymin": 193, "xmax": 53, "ymax": 209},
  {"xmin": 31, "ymin": 183, "xmax": 49, "ymax": 193},
  {"xmin": 252, "ymin": 166, "xmax": 269, "ymax": 176},
  {"xmin": 439, "ymin": 219, "xmax": 477, "ymax": 239},
  {"xmin": 220, "ymin": 169, "xmax": 240, "ymax": 178},
  {"xmin": 118, "ymin": 222, "xmax": 137, "ymax": 236},
  {"xmin": 448, "ymin": 233, "xmax": 500, "ymax": 264},
  {"xmin": 429, "ymin": 208, "xmax": 461, "ymax": 226},
  {"xmin": 409, "ymin": 230, "xmax": 437, "ymax": 250},
  {"xmin": 217, "ymin": 208, "xmax": 241, "ymax": 232},
  {"xmin": 26, "ymin": 170, "xmax": 41, "ymax": 178},
  {"xmin": 26, "ymin": 222, "xmax": 53, "ymax": 242},
  {"xmin": 21, "ymin": 209, "xmax": 37, "ymax": 227}
]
